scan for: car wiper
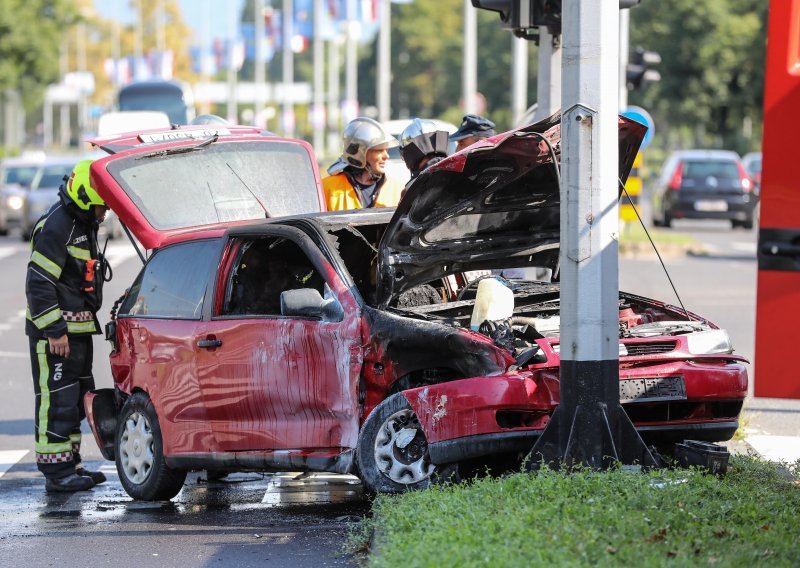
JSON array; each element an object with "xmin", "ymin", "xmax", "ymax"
[{"xmin": 136, "ymin": 134, "xmax": 218, "ymax": 160}]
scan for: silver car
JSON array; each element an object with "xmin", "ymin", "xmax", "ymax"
[
  {"xmin": 0, "ymin": 153, "xmax": 46, "ymax": 235},
  {"xmin": 20, "ymin": 157, "xmax": 79, "ymax": 241}
]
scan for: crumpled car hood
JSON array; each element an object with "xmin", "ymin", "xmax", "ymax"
[{"xmin": 376, "ymin": 113, "xmax": 646, "ymax": 307}]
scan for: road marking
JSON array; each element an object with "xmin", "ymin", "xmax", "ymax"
[
  {"xmin": 0, "ymin": 245, "xmax": 22, "ymax": 261},
  {"xmin": 0, "ymin": 351, "xmax": 30, "ymax": 358},
  {"xmin": 746, "ymin": 435, "xmax": 800, "ymax": 464},
  {"xmin": 0, "ymin": 450, "xmax": 28, "ymax": 479}
]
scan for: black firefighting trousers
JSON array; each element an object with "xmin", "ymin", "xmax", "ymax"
[{"xmin": 29, "ymin": 335, "xmax": 94, "ymax": 479}]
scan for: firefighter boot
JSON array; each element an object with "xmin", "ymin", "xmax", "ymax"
[
  {"xmin": 45, "ymin": 473, "xmax": 95, "ymax": 493},
  {"xmin": 76, "ymin": 465, "xmax": 107, "ymax": 485}
]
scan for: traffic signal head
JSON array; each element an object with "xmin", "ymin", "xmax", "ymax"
[{"xmin": 626, "ymin": 47, "xmax": 661, "ymax": 90}]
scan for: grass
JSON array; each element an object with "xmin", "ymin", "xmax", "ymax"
[
  {"xmin": 350, "ymin": 456, "xmax": 800, "ymax": 567},
  {"xmin": 619, "ymin": 222, "xmax": 698, "ymax": 247}
]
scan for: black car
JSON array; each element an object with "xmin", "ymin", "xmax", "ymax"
[{"xmin": 652, "ymin": 150, "xmax": 757, "ymax": 229}]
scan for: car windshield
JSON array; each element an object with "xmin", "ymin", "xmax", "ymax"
[
  {"xmin": 4, "ymin": 165, "xmax": 38, "ymax": 186},
  {"xmin": 36, "ymin": 164, "xmax": 75, "ymax": 190},
  {"xmin": 106, "ymin": 140, "xmax": 321, "ymax": 231},
  {"xmin": 683, "ymin": 160, "xmax": 740, "ymax": 179}
]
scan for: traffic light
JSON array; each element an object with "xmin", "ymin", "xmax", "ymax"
[
  {"xmin": 626, "ymin": 47, "xmax": 661, "ymax": 90},
  {"xmin": 473, "ymin": 1, "xmax": 644, "ymax": 38}
]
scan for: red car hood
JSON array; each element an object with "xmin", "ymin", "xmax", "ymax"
[{"xmin": 376, "ymin": 113, "xmax": 646, "ymax": 306}]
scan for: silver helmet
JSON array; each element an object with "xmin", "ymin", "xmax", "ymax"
[
  {"xmin": 399, "ymin": 118, "xmax": 450, "ymax": 176},
  {"xmin": 341, "ymin": 117, "xmax": 398, "ymax": 170}
]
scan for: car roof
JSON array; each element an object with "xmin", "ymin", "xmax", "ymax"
[
  {"xmin": 670, "ymin": 149, "xmax": 741, "ymax": 161},
  {"xmin": 227, "ymin": 208, "xmax": 395, "ymax": 235}
]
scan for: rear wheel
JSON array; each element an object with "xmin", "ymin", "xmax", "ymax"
[
  {"xmin": 356, "ymin": 394, "xmax": 435, "ymax": 494},
  {"xmin": 116, "ymin": 391, "xmax": 186, "ymax": 501}
]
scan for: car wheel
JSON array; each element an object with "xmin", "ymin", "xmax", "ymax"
[
  {"xmin": 743, "ymin": 217, "xmax": 754, "ymax": 230},
  {"xmin": 116, "ymin": 391, "xmax": 186, "ymax": 501},
  {"xmin": 663, "ymin": 211, "xmax": 672, "ymax": 228},
  {"xmin": 356, "ymin": 393, "xmax": 435, "ymax": 494}
]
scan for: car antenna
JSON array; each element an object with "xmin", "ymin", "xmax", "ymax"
[
  {"xmin": 618, "ymin": 179, "xmax": 690, "ymax": 319},
  {"xmin": 225, "ymin": 161, "xmax": 270, "ymax": 217}
]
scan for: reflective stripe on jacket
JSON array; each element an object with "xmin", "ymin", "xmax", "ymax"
[
  {"xmin": 322, "ymin": 170, "xmax": 404, "ymax": 211},
  {"xmin": 25, "ymin": 194, "xmax": 103, "ymax": 339}
]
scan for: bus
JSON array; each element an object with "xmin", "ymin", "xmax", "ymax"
[{"xmin": 117, "ymin": 80, "xmax": 195, "ymax": 125}]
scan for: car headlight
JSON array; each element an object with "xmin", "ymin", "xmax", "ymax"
[
  {"xmin": 686, "ymin": 329, "xmax": 733, "ymax": 355},
  {"xmin": 7, "ymin": 195, "xmax": 23, "ymax": 210}
]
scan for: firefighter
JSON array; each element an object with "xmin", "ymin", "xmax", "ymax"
[
  {"xmin": 323, "ymin": 117, "xmax": 404, "ymax": 210},
  {"xmin": 26, "ymin": 159, "xmax": 110, "ymax": 492},
  {"xmin": 398, "ymin": 118, "xmax": 451, "ymax": 182}
]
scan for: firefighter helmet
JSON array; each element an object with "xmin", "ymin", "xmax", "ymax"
[{"xmin": 65, "ymin": 159, "xmax": 105, "ymax": 211}]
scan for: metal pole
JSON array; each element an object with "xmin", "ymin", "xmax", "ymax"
[
  {"xmin": 511, "ymin": 35, "xmax": 528, "ymax": 125},
  {"xmin": 377, "ymin": 0, "xmax": 391, "ymax": 122},
  {"xmin": 156, "ymin": 0, "xmax": 166, "ymax": 53},
  {"xmin": 344, "ymin": 0, "xmax": 358, "ymax": 123},
  {"xmin": 44, "ymin": 97, "xmax": 53, "ymax": 149},
  {"xmin": 282, "ymin": 0, "xmax": 295, "ymax": 137},
  {"xmin": 327, "ymin": 36, "xmax": 342, "ymax": 156},
  {"xmin": 532, "ymin": 27, "xmax": 561, "ymax": 121},
  {"xmin": 134, "ymin": 0, "xmax": 143, "ymax": 79},
  {"xmin": 528, "ymin": 0, "xmax": 657, "ymax": 468},
  {"xmin": 76, "ymin": 22, "xmax": 87, "ymax": 142},
  {"xmin": 227, "ymin": 0, "xmax": 239, "ymax": 123},
  {"xmin": 618, "ymin": 10, "xmax": 630, "ymax": 111},
  {"xmin": 313, "ymin": 0, "xmax": 325, "ymax": 147},
  {"xmin": 462, "ymin": 0, "xmax": 477, "ymax": 115},
  {"xmin": 255, "ymin": 0, "xmax": 266, "ymax": 126}
]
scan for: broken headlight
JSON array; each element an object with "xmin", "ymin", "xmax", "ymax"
[{"xmin": 686, "ymin": 329, "xmax": 733, "ymax": 355}]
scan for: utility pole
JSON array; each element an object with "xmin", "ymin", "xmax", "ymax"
[
  {"xmin": 532, "ymin": 26, "xmax": 561, "ymax": 121},
  {"xmin": 618, "ymin": 9, "xmax": 629, "ymax": 111},
  {"xmin": 134, "ymin": 0, "xmax": 143, "ymax": 79},
  {"xmin": 529, "ymin": 0, "xmax": 657, "ymax": 468},
  {"xmin": 313, "ymin": 0, "xmax": 325, "ymax": 147},
  {"xmin": 227, "ymin": 0, "xmax": 239, "ymax": 123},
  {"xmin": 156, "ymin": 0, "xmax": 166, "ymax": 53},
  {"xmin": 282, "ymin": 0, "xmax": 295, "ymax": 137},
  {"xmin": 510, "ymin": 35, "xmax": 528, "ymax": 124},
  {"xmin": 344, "ymin": 0, "xmax": 358, "ymax": 123},
  {"xmin": 327, "ymin": 36, "xmax": 342, "ymax": 156},
  {"xmin": 377, "ymin": 0, "xmax": 391, "ymax": 122},
  {"xmin": 462, "ymin": 0, "xmax": 477, "ymax": 115},
  {"xmin": 255, "ymin": 0, "xmax": 266, "ymax": 127}
]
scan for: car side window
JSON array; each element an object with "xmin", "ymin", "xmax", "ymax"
[
  {"xmin": 118, "ymin": 239, "xmax": 219, "ymax": 319},
  {"xmin": 223, "ymin": 236, "xmax": 325, "ymax": 316}
]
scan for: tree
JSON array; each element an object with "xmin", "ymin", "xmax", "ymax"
[
  {"xmin": 0, "ymin": 0, "xmax": 78, "ymax": 111},
  {"xmin": 630, "ymin": 0, "xmax": 766, "ymax": 154}
]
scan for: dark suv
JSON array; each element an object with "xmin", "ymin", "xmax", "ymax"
[{"xmin": 652, "ymin": 150, "xmax": 757, "ymax": 229}]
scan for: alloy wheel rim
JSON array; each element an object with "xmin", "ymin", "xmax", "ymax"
[{"xmin": 374, "ymin": 409, "xmax": 434, "ymax": 485}]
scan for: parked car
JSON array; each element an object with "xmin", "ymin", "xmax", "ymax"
[
  {"xmin": 742, "ymin": 151, "xmax": 762, "ymax": 193},
  {"xmin": 84, "ymin": 117, "xmax": 747, "ymax": 501},
  {"xmin": 20, "ymin": 156, "xmax": 80, "ymax": 240},
  {"xmin": 0, "ymin": 152, "xmax": 46, "ymax": 235},
  {"xmin": 381, "ymin": 118, "xmax": 458, "ymax": 185},
  {"xmin": 651, "ymin": 149, "xmax": 757, "ymax": 229}
]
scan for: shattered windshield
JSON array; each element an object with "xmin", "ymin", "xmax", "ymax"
[{"xmin": 106, "ymin": 140, "xmax": 321, "ymax": 230}]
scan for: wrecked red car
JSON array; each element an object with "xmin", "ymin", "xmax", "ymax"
[{"xmin": 85, "ymin": 117, "xmax": 747, "ymax": 500}]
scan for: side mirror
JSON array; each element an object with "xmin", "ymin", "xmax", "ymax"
[{"xmin": 280, "ymin": 288, "xmax": 344, "ymax": 322}]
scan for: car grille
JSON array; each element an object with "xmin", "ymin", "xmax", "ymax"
[{"xmin": 623, "ymin": 341, "xmax": 676, "ymax": 357}]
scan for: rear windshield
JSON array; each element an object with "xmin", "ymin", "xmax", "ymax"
[
  {"xmin": 37, "ymin": 164, "xmax": 76, "ymax": 190},
  {"xmin": 106, "ymin": 139, "xmax": 321, "ymax": 231},
  {"xmin": 683, "ymin": 160, "xmax": 740, "ymax": 180}
]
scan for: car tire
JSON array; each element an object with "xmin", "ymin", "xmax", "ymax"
[
  {"xmin": 116, "ymin": 391, "xmax": 186, "ymax": 501},
  {"xmin": 663, "ymin": 211, "xmax": 672, "ymax": 228},
  {"xmin": 743, "ymin": 217, "xmax": 754, "ymax": 230},
  {"xmin": 356, "ymin": 393, "xmax": 436, "ymax": 494}
]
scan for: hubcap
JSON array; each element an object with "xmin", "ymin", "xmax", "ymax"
[
  {"xmin": 120, "ymin": 411, "xmax": 154, "ymax": 484},
  {"xmin": 374, "ymin": 409, "xmax": 434, "ymax": 485}
]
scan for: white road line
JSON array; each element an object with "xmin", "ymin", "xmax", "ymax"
[
  {"xmin": 746, "ymin": 435, "xmax": 800, "ymax": 464},
  {"xmin": 0, "ymin": 450, "xmax": 29, "ymax": 479},
  {"xmin": 0, "ymin": 245, "xmax": 22, "ymax": 261},
  {"xmin": 0, "ymin": 351, "xmax": 30, "ymax": 358}
]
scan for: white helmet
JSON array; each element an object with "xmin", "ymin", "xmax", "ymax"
[
  {"xmin": 341, "ymin": 117, "xmax": 398, "ymax": 169},
  {"xmin": 399, "ymin": 118, "xmax": 450, "ymax": 177}
]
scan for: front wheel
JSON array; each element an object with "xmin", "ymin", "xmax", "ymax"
[
  {"xmin": 356, "ymin": 394, "xmax": 436, "ymax": 494},
  {"xmin": 115, "ymin": 392, "xmax": 186, "ymax": 501}
]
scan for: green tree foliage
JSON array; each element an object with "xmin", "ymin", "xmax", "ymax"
[
  {"xmin": 630, "ymin": 0, "xmax": 767, "ymax": 154},
  {"xmin": 0, "ymin": 0, "xmax": 78, "ymax": 109}
]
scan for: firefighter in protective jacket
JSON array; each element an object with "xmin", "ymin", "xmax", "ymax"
[{"xmin": 25, "ymin": 159, "xmax": 110, "ymax": 492}]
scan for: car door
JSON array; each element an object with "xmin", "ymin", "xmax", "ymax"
[
  {"xmin": 755, "ymin": 1, "xmax": 800, "ymax": 398},
  {"xmin": 113, "ymin": 238, "xmax": 223, "ymax": 455},
  {"xmin": 193, "ymin": 225, "xmax": 363, "ymax": 453}
]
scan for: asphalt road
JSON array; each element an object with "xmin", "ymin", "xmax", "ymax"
[{"xmin": 0, "ymin": 218, "xmax": 797, "ymax": 566}]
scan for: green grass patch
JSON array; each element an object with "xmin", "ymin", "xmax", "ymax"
[
  {"xmin": 619, "ymin": 223, "xmax": 697, "ymax": 247},
  {"xmin": 355, "ymin": 456, "xmax": 800, "ymax": 567}
]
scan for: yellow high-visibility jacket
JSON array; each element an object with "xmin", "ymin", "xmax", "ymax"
[{"xmin": 322, "ymin": 171, "xmax": 404, "ymax": 211}]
